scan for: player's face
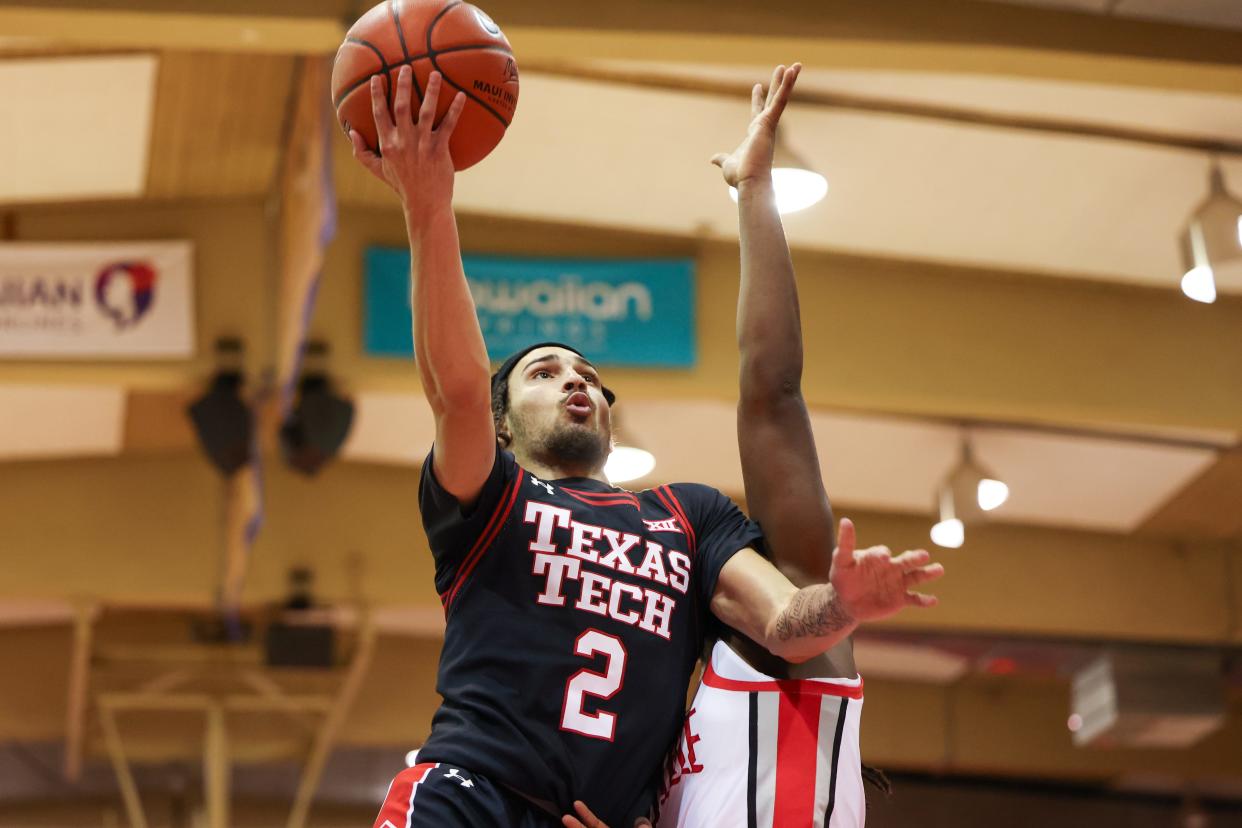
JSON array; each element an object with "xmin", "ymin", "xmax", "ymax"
[{"xmin": 504, "ymin": 347, "xmax": 612, "ymax": 469}]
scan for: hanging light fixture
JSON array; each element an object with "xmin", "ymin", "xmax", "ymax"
[
  {"xmin": 604, "ymin": 421, "xmax": 656, "ymax": 484},
  {"xmin": 929, "ymin": 435, "xmax": 1008, "ymax": 548},
  {"xmin": 949, "ymin": 437, "xmax": 1009, "ymax": 521},
  {"xmin": 930, "ymin": 484, "xmax": 965, "ymax": 549},
  {"xmin": 729, "ymin": 133, "xmax": 828, "ymax": 215},
  {"xmin": 605, "ymin": 445, "xmax": 656, "ymax": 484},
  {"xmin": 1178, "ymin": 162, "xmax": 1242, "ymax": 304}
]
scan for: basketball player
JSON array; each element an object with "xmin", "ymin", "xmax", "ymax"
[
  {"xmin": 563, "ymin": 64, "xmax": 934, "ymax": 828},
  {"xmin": 351, "ymin": 66, "xmax": 943, "ymax": 828},
  {"xmin": 656, "ymin": 61, "xmax": 885, "ymax": 828}
]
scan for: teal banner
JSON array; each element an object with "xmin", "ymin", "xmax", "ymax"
[{"xmin": 363, "ymin": 249, "xmax": 696, "ymax": 367}]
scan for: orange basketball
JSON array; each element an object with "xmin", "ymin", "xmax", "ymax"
[{"xmin": 331, "ymin": 0, "xmax": 519, "ymax": 171}]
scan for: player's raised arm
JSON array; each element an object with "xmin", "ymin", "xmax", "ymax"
[
  {"xmin": 349, "ymin": 66, "xmax": 496, "ymax": 506},
  {"xmin": 711, "ymin": 63, "xmax": 836, "ymax": 587},
  {"xmin": 711, "ymin": 520, "xmax": 944, "ymax": 663}
]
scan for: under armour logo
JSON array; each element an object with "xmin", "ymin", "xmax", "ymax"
[
  {"xmin": 644, "ymin": 518, "xmax": 683, "ymax": 534},
  {"xmin": 444, "ymin": 768, "xmax": 475, "ymax": 788},
  {"xmin": 530, "ymin": 476, "xmax": 555, "ymax": 496}
]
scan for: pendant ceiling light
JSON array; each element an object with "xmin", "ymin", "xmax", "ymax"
[
  {"xmin": 930, "ymin": 436, "xmax": 1008, "ymax": 549},
  {"xmin": 1178, "ymin": 162, "xmax": 1242, "ymax": 304},
  {"xmin": 605, "ymin": 445, "xmax": 656, "ymax": 484},
  {"xmin": 729, "ymin": 133, "xmax": 828, "ymax": 215}
]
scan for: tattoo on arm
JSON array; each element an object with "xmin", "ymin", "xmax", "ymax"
[{"xmin": 774, "ymin": 585, "xmax": 854, "ymax": 641}]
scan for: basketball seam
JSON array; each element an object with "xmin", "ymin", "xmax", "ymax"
[
  {"xmin": 388, "ymin": 0, "xmax": 422, "ymax": 102},
  {"xmin": 434, "ymin": 72, "xmax": 509, "ymax": 128},
  {"xmin": 428, "ymin": 43, "xmax": 515, "ymax": 59},
  {"xmin": 426, "ymin": 0, "xmax": 512, "ymax": 129},
  {"xmin": 333, "ymin": 37, "xmax": 390, "ymax": 110},
  {"xmin": 389, "ymin": 0, "xmax": 412, "ymax": 60},
  {"xmin": 331, "ymin": 44, "xmax": 513, "ymax": 114}
]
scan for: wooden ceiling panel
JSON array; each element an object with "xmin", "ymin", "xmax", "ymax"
[
  {"xmin": 0, "ymin": 6, "xmax": 344, "ymax": 55},
  {"xmin": 145, "ymin": 51, "xmax": 295, "ymax": 200},
  {"xmin": 122, "ymin": 389, "xmax": 196, "ymax": 453},
  {"xmin": 1138, "ymin": 448, "xmax": 1242, "ymax": 540}
]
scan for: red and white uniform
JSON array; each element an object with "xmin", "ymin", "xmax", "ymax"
[{"xmin": 658, "ymin": 640, "xmax": 865, "ymax": 828}]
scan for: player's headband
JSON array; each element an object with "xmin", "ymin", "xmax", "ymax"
[{"xmin": 490, "ymin": 341, "xmax": 617, "ymax": 408}]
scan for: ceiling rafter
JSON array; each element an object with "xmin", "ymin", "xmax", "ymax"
[{"xmin": 527, "ymin": 60, "xmax": 1242, "ymax": 157}]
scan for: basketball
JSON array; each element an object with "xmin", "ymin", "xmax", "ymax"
[{"xmin": 331, "ymin": 0, "xmax": 519, "ymax": 171}]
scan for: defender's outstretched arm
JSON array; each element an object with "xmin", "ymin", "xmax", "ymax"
[
  {"xmin": 711, "ymin": 65, "xmax": 943, "ymax": 652},
  {"xmin": 713, "ymin": 63, "xmax": 834, "ymax": 586}
]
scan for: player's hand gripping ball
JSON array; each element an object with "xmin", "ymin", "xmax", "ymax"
[{"xmin": 331, "ymin": 0, "xmax": 519, "ymax": 171}]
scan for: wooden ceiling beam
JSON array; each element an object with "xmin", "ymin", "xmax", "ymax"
[
  {"xmin": 14, "ymin": 0, "xmax": 1242, "ymax": 64},
  {"xmin": 145, "ymin": 52, "xmax": 298, "ymax": 200},
  {"xmin": 505, "ymin": 28, "xmax": 1242, "ymax": 98},
  {"xmin": 525, "ymin": 60, "xmax": 1242, "ymax": 156},
  {"xmin": 0, "ymin": 6, "xmax": 343, "ymax": 55},
  {"xmin": 4, "ymin": 0, "xmax": 1242, "ymax": 93},
  {"xmin": 1138, "ymin": 449, "xmax": 1242, "ymax": 541}
]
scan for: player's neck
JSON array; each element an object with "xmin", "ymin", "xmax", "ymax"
[{"xmin": 512, "ymin": 450, "xmax": 609, "ymax": 486}]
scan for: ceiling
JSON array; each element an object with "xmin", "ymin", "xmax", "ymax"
[
  {"xmin": 0, "ymin": 384, "xmax": 124, "ymax": 459},
  {"xmin": 431, "ymin": 64, "xmax": 1242, "ymax": 293},
  {"xmin": 0, "ymin": 2, "xmax": 1237, "ymax": 543},
  {"xmin": 340, "ymin": 392, "xmax": 1231, "ymax": 533},
  {"xmin": 2, "ymin": 33, "xmax": 1238, "ymax": 294},
  {"xmin": 977, "ymin": 0, "xmax": 1242, "ymax": 31},
  {"xmin": 0, "ymin": 383, "xmax": 1233, "ymax": 533},
  {"xmin": 0, "ymin": 54, "xmax": 155, "ymax": 203}
]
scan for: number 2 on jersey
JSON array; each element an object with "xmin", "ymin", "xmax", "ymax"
[{"xmin": 560, "ymin": 629, "xmax": 627, "ymax": 741}]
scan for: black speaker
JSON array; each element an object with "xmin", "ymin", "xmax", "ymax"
[
  {"xmin": 188, "ymin": 377, "xmax": 252, "ymax": 476},
  {"xmin": 187, "ymin": 338, "xmax": 251, "ymax": 475},
  {"xmin": 264, "ymin": 621, "xmax": 335, "ymax": 669},
  {"xmin": 280, "ymin": 342, "xmax": 354, "ymax": 475}
]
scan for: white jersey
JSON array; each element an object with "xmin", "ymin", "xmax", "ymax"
[{"xmin": 657, "ymin": 640, "xmax": 865, "ymax": 828}]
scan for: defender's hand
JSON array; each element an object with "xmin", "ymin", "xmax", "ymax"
[
  {"xmin": 562, "ymin": 800, "xmax": 652, "ymax": 828},
  {"xmin": 711, "ymin": 63, "xmax": 801, "ymax": 190},
  {"xmin": 829, "ymin": 518, "xmax": 944, "ymax": 622},
  {"xmin": 348, "ymin": 65, "xmax": 467, "ymax": 217}
]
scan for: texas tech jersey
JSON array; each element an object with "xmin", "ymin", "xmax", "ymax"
[
  {"xmin": 416, "ymin": 446, "xmax": 763, "ymax": 827},
  {"xmin": 658, "ymin": 640, "xmax": 865, "ymax": 828}
]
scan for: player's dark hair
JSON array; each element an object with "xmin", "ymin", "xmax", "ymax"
[
  {"xmin": 489, "ymin": 341, "xmax": 616, "ymax": 447},
  {"xmin": 492, "ymin": 380, "xmax": 512, "ymax": 447}
]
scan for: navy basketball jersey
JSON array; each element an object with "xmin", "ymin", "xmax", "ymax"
[{"xmin": 415, "ymin": 446, "xmax": 763, "ymax": 827}]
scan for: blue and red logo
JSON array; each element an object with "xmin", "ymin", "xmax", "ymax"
[{"xmin": 95, "ymin": 261, "xmax": 157, "ymax": 328}]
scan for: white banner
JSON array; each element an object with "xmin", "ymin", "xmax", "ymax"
[{"xmin": 0, "ymin": 241, "xmax": 195, "ymax": 359}]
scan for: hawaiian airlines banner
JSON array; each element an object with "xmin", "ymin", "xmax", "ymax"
[
  {"xmin": 0, "ymin": 241, "xmax": 195, "ymax": 358},
  {"xmin": 363, "ymin": 249, "xmax": 696, "ymax": 367}
]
